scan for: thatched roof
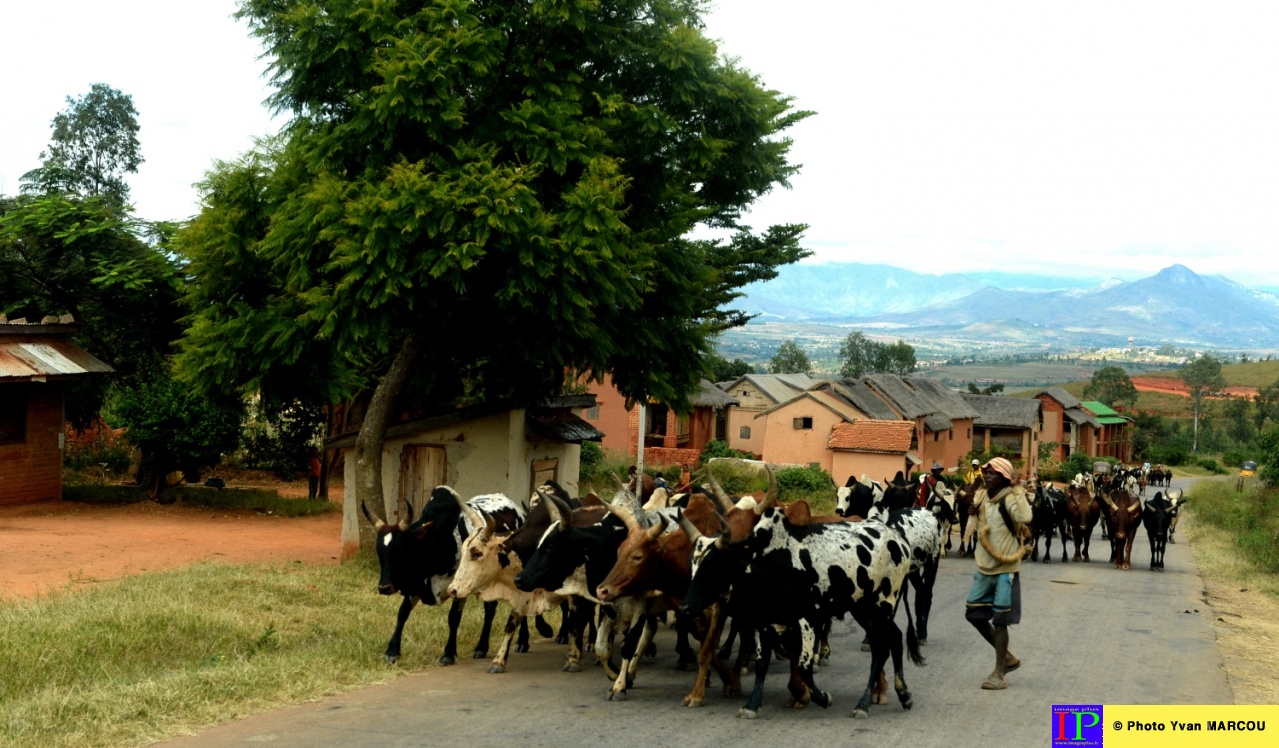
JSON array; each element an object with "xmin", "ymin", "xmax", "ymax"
[
  {"xmin": 1035, "ymin": 386, "xmax": 1082, "ymax": 409},
  {"xmin": 691, "ymin": 379, "xmax": 739, "ymax": 409},
  {"xmin": 821, "ymin": 379, "xmax": 904, "ymax": 421},
  {"xmin": 861, "ymin": 374, "xmax": 978, "ymax": 432},
  {"xmin": 961, "ymin": 393, "xmax": 1041, "ymax": 429}
]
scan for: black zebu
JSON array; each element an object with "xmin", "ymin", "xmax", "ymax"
[
  {"xmin": 363, "ymin": 486, "xmax": 525, "ymax": 665},
  {"xmin": 681, "ymin": 507, "xmax": 923, "ymax": 720}
]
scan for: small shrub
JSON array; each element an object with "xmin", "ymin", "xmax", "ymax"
[
  {"xmin": 775, "ymin": 465, "xmax": 834, "ymax": 494},
  {"xmin": 704, "ymin": 459, "xmax": 761, "ymax": 495},
  {"xmin": 580, "ymin": 441, "xmax": 603, "ymax": 473},
  {"xmin": 1221, "ymin": 450, "xmax": 1246, "ymax": 470},
  {"xmin": 701, "ymin": 440, "xmax": 753, "ymax": 462},
  {"xmin": 1198, "ymin": 457, "xmax": 1227, "ymax": 474}
]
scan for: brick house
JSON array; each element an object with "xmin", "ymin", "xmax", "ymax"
[
  {"xmin": 960, "ymin": 393, "xmax": 1043, "ymax": 477},
  {"xmin": 0, "ymin": 317, "xmax": 113, "ymax": 506},
  {"xmin": 326, "ymin": 394, "xmax": 602, "ymax": 560},
  {"xmin": 1081, "ymin": 400, "xmax": 1133, "ymax": 464},
  {"xmin": 753, "ymin": 389, "xmax": 867, "ymax": 473},
  {"xmin": 1033, "ymin": 387, "xmax": 1101, "ymax": 460},
  {"xmin": 580, "ymin": 376, "xmax": 739, "ymax": 470},
  {"xmin": 720, "ymin": 373, "xmax": 814, "ymax": 456},
  {"xmin": 861, "ymin": 374, "xmax": 978, "ymax": 475}
]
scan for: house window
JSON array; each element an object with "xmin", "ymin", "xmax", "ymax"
[
  {"xmin": 967, "ymin": 428, "xmax": 972, "ymax": 438},
  {"xmin": 793, "ymin": 416, "xmax": 813, "ymax": 430},
  {"xmin": 531, "ymin": 458, "xmax": 558, "ymax": 488},
  {"xmin": 948, "ymin": 429, "xmax": 953, "ymax": 441},
  {"xmin": 933, "ymin": 431, "xmax": 939, "ymax": 441},
  {"xmin": 0, "ymin": 387, "xmax": 28, "ymax": 444},
  {"xmin": 740, "ymin": 426, "xmax": 751, "ymax": 439},
  {"xmin": 585, "ymin": 405, "xmax": 600, "ymax": 420}
]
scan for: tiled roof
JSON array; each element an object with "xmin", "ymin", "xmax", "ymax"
[{"xmin": 828, "ymin": 420, "xmax": 915, "ymax": 453}]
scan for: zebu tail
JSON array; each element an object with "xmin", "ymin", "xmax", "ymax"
[{"xmin": 900, "ymin": 583, "xmax": 926, "ymax": 668}]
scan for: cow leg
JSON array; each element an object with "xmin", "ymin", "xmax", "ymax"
[
  {"xmin": 563, "ymin": 600, "xmax": 590, "ymax": 672},
  {"xmin": 852, "ymin": 619, "xmax": 891, "ymax": 718},
  {"xmin": 534, "ymin": 613, "xmax": 554, "ymax": 640},
  {"xmin": 488, "ymin": 611, "xmax": 522, "ymax": 673},
  {"xmin": 608, "ymin": 613, "xmax": 654, "ymax": 700},
  {"xmin": 472, "ymin": 599, "xmax": 498, "ymax": 659},
  {"xmin": 740, "ymin": 629, "xmax": 774, "ymax": 719},
  {"xmin": 673, "ymin": 611, "xmax": 697, "ymax": 671},
  {"xmin": 554, "ymin": 600, "xmax": 571, "ymax": 643},
  {"xmin": 911, "ymin": 560, "xmax": 938, "ymax": 646},
  {"xmin": 791, "ymin": 619, "xmax": 832, "ymax": 709},
  {"xmin": 887, "ymin": 617, "xmax": 914, "ymax": 711},
  {"xmin": 718, "ymin": 615, "xmax": 741, "ymax": 664},
  {"xmin": 515, "ymin": 615, "xmax": 531, "ymax": 653},
  {"xmin": 440, "ymin": 596, "xmax": 466, "ymax": 665},
  {"xmin": 817, "ymin": 617, "xmax": 832, "ymax": 666},
  {"xmin": 683, "ymin": 604, "xmax": 726, "ymax": 707},
  {"xmin": 595, "ymin": 606, "xmax": 620, "ymax": 678},
  {"xmin": 384, "ymin": 595, "xmax": 419, "ymax": 665},
  {"xmin": 1060, "ymin": 523, "xmax": 1070, "ymax": 563}
]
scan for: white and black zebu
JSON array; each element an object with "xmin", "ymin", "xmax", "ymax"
[
  {"xmin": 680, "ymin": 507, "xmax": 924, "ymax": 720},
  {"xmin": 363, "ymin": 487, "xmax": 527, "ymax": 665}
]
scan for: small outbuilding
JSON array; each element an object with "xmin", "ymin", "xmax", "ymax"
[{"xmin": 0, "ymin": 316, "xmax": 114, "ymax": 506}]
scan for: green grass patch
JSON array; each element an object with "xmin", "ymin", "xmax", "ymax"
[
  {"xmin": 1187, "ymin": 479, "xmax": 1279, "ymax": 574},
  {"xmin": 0, "ymin": 555, "xmax": 519, "ymax": 748}
]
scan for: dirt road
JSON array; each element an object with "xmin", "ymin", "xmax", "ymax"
[{"xmin": 157, "ymin": 480, "xmax": 1232, "ymax": 748}]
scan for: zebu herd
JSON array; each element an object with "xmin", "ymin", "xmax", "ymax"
[{"xmin": 359, "ymin": 463, "xmax": 1184, "ymax": 720}]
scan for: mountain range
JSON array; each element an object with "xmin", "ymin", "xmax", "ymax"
[{"xmin": 738, "ymin": 263, "xmax": 1279, "ymax": 348}]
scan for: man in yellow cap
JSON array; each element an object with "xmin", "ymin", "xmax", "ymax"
[
  {"xmin": 962, "ymin": 456, "xmax": 1032, "ymax": 690},
  {"xmin": 962, "ymin": 458, "xmax": 981, "ymax": 486}
]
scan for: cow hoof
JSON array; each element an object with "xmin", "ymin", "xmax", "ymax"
[
  {"xmin": 438, "ymin": 655, "xmax": 455, "ymax": 666},
  {"xmin": 675, "ymin": 659, "xmax": 695, "ymax": 672},
  {"xmin": 645, "ymin": 642, "xmax": 657, "ymax": 657},
  {"xmin": 1042, "ymin": 557, "xmax": 1050, "ymax": 564},
  {"xmin": 873, "ymin": 692, "xmax": 888, "ymax": 705},
  {"xmin": 899, "ymin": 691, "xmax": 914, "ymax": 710},
  {"xmin": 724, "ymin": 684, "xmax": 742, "ymax": 697},
  {"xmin": 851, "ymin": 708, "xmax": 870, "ymax": 719},
  {"xmin": 784, "ymin": 696, "xmax": 808, "ymax": 709},
  {"xmin": 471, "ymin": 650, "xmax": 488, "ymax": 659},
  {"xmin": 384, "ymin": 654, "xmax": 400, "ymax": 666},
  {"xmin": 607, "ymin": 689, "xmax": 627, "ymax": 702},
  {"xmin": 812, "ymin": 690, "xmax": 832, "ymax": 709},
  {"xmin": 917, "ymin": 639, "xmax": 927, "ymax": 647},
  {"xmin": 1169, "ymin": 537, "xmax": 1176, "ymax": 544},
  {"xmin": 555, "ymin": 634, "xmax": 570, "ymax": 645},
  {"xmin": 819, "ymin": 655, "xmax": 831, "ymax": 666},
  {"xmin": 860, "ymin": 642, "xmax": 871, "ymax": 652},
  {"xmin": 516, "ymin": 643, "xmax": 530, "ymax": 653},
  {"xmin": 682, "ymin": 696, "xmax": 704, "ymax": 708},
  {"xmin": 487, "ymin": 663, "xmax": 506, "ymax": 674},
  {"xmin": 563, "ymin": 661, "xmax": 581, "ymax": 672},
  {"xmin": 738, "ymin": 708, "xmax": 759, "ymax": 720}
]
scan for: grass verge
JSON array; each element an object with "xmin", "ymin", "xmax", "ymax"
[
  {"xmin": 62, "ymin": 485, "xmax": 338, "ymax": 518},
  {"xmin": 0, "ymin": 554, "xmax": 518, "ymax": 747}
]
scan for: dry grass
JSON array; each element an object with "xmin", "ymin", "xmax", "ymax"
[{"xmin": 1183, "ymin": 501, "xmax": 1279, "ymax": 704}]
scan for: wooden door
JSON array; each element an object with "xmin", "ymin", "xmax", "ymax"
[{"xmin": 398, "ymin": 444, "xmax": 447, "ymax": 522}]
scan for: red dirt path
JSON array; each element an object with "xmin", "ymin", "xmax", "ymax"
[
  {"xmin": 0, "ymin": 496, "xmax": 343, "ymax": 601},
  {"xmin": 1131, "ymin": 376, "xmax": 1257, "ymax": 399}
]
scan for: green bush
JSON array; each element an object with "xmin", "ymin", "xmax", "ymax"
[
  {"xmin": 1260, "ymin": 426, "xmax": 1279, "ymax": 488},
  {"xmin": 700, "ymin": 440, "xmax": 753, "ymax": 462},
  {"xmin": 704, "ymin": 459, "xmax": 760, "ymax": 495},
  {"xmin": 580, "ymin": 441, "xmax": 603, "ymax": 473},
  {"xmin": 64, "ymin": 431, "xmax": 133, "ymax": 474},
  {"xmin": 1221, "ymin": 450, "xmax": 1247, "ymax": 471},
  {"xmin": 1197, "ymin": 457, "xmax": 1227, "ymax": 474},
  {"xmin": 1148, "ymin": 444, "xmax": 1189, "ymax": 466},
  {"xmin": 239, "ymin": 402, "xmax": 325, "ymax": 481},
  {"xmin": 775, "ymin": 465, "xmax": 834, "ymax": 494}
]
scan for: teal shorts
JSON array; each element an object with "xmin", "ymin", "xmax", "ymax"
[{"xmin": 965, "ymin": 571, "xmax": 1021, "ymax": 626}]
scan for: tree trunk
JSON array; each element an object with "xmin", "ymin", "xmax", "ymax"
[
  {"xmin": 341, "ymin": 333, "xmax": 420, "ymax": 560},
  {"xmin": 1192, "ymin": 394, "xmax": 1201, "ymax": 453}
]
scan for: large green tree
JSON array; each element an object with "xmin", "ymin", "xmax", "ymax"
[
  {"xmin": 0, "ymin": 193, "xmax": 183, "ymax": 428},
  {"xmin": 769, "ymin": 340, "xmax": 811, "ymax": 375},
  {"xmin": 1182, "ymin": 353, "xmax": 1226, "ymax": 453},
  {"xmin": 21, "ymin": 84, "xmax": 143, "ymax": 204},
  {"xmin": 1253, "ymin": 377, "xmax": 1279, "ymax": 431},
  {"xmin": 838, "ymin": 331, "xmax": 916, "ymax": 378},
  {"xmin": 1083, "ymin": 365, "xmax": 1138, "ymax": 409},
  {"xmin": 177, "ymin": 0, "xmax": 810, "ymax": 545}
]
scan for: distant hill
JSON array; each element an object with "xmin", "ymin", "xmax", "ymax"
[{"xmin": 738, "ymin": 263, "xmax": 1279, "ymax": 348}]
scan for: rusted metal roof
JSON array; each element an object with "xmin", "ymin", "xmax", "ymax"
[{"xmin": 0, "ymin": 339, "xmax": 114, "ymax": 381}]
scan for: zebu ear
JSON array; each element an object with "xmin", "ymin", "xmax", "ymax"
[{"xmin": 412, "ymin": 521, "xmax": 433, "ymax": 541}]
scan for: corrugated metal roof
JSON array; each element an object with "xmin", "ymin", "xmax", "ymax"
[
  {"xmin": 0, "ymin": 340, "xmax": 114, "ymax": 380},
  {"xmin": 1081, "ymin": 401, "xmax": 1123, "ymax": 418},
  {"xmin": 525, "ymin": 411, "xmax": 605, "ymax": 444}
]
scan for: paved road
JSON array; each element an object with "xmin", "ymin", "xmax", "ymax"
[{"xmin": 161, "ymin": 478, "xmax": 1229, "ymax": 747}]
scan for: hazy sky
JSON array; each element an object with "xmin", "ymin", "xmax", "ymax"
[{"xmin": 4, "ymin": 1, "xmax": 1277, "ymax": 287}]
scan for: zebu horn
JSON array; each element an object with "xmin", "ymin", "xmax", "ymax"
[
  {"xmin": 1103, "ymin": 493, "xmax": 1118, "ymax": 512},
  {"xmin": 713, "ymin": 515, "xmax": 732, "ymax": 550},
  {"xmin": 360, "ymin": 501, "xmax": 387, "ymax": 531},
  {"xmin": 543, "ymin": 492, "xmax": 568, "ymax": 526},
  {"xmin": 612, "ymin": 472, "xmax": 626, "ymax": 489},
  {"xmin": 609, "ymin": 501, "xmax": 642, "ymax": 532},
  {"xmin": 677, "ymin": 509, "xmax": 704, "ymax": 543},
  {"xmin": 454, "ymin": 492, "xmax": 485, "ymax": 536},
  {"xmin": 646, "ymin": 513, "xmax": 668, "ymax": 539},
  {"xmin": 706, "ymin": 465, "xmax": 735, "ymax": 512},
  {"xmin": 481, "ymin": 514, "xmax": 496, "ymax": 541},
  {"xmin": 1129, "ymin": 501, "xmax": 1142, "ymax": 515},
  {"xmin": 756, "ymin": 464, "xmax": 777, "ymax": 514}
]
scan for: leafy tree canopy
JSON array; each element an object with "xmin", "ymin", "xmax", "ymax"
[
  {"xmin": 175, "ymin": 0, "xmax": 811, "ymax": 524},
  {"xmin": 838, "ymin": 331, "xmax": 916, "ymax": 378},
  {"xmin": 769, "ymin": 339, "xmax": 811, "ymax": 375},
  {"xmin": 0, "ymin": 193, "xmax": 183, "ymax": 428},
  {"xmin": 967, "ymin": 382, "xmax": 1005, "ymax": 395},
  {"xmin": 21, "ymin": 84, "xmax": 143, "ymax": 204},
  {"xmin": 1182, "ymin": 353, "xmax": 1226, "ymax": 452},
  {"xmin": 1082, "ymin": 365, "xmax": 1137, "ymax": 409},
  {"xmin": 704, "ymin": 350, "xmax": 754, "ymax": 382}
]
